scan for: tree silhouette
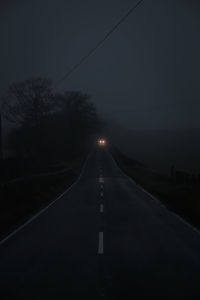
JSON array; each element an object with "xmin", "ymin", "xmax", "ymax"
[
  {"xmin": 57, "ymin": 91, "xmax": 98, "ymax": 132},
  {"xmin": 2, "ymin": 81, "xmax": 99, "ymax": 161},
  {"xmin": 1, "ymin": 78, "xmax": 55, "ymax": 127}
]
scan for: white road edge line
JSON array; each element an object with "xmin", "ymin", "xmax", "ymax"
[
  {"xmin": 134, "ymin": 183, "xmax": 200, "ymax": 235},
  {"xmin": 0, "ymin": 151, "xmax": 93, "ymax": 246},
  {"xmin": 100, "ymin": 204, "xmax": 104, "ymax": 213},
  {"xmin": 111, "ymin": 154, "xmax": 200, "ymax": 236},
  {"xmin": 98, "ymin": 232, "xmax": 104, "ymax": 254}
]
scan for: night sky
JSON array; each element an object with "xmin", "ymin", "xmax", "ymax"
[{"xmin": 0, "ymin": 0, "xmax": 200, "ymax": 129}]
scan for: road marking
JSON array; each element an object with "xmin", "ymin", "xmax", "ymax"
[
  {"xmin": 117, "ymin": 161, "xmax": 200, "ymax": 236},
  {"xmin": 100, "ymin": 204, "xmax": 104, "ymax": 213},
  {"xmin": 99, "ymin": 177, "xmax": 104, "ymax": 183},
  {"xmin": 100, "ymin": 191, "xmax": 103, "ymax": 197},
  {"xmin": 0, "ymin": 151, "xmax": 94, "ymax": 246},
  {"xmin": 100, "ymin": 184, "xmax": 104, "ymax": 190},
  {"xmin": 98, "ymin": 232, "xmax": 104, "ymax": 254}
]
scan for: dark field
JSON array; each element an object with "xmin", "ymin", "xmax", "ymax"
[
  {"xmin": 111, "ymin": 147, "xmax": 200, "ymax": 230},
  {"xmin": 0, "ymin": 157, "xmax": 84, "ymax": 239}
]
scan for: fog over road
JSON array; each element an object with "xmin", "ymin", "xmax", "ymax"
[{"xmin": 0, "ymin": 148, "xmax": 200, "ymax": 299}]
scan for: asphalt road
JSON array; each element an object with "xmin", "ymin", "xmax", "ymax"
[{"xmin": 0, "ymin": 147, "xmax": 200, "ymax": 299}]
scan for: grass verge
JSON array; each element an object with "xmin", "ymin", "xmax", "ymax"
[
  {"xmin": 111, "ymin": 147, "xmax": 200, "ymax": 230},
  {"xmin": 0, "ymin": 156, "xmax": 85, "ymax": 240}
]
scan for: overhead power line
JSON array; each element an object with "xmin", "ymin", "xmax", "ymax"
[{"xmin": 55, "ymin": 0, "xmax": 144, "ymax": 87}]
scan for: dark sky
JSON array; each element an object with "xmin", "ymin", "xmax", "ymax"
[{"xmin": 0, "ymin": 0, "xmax": 200, "ymax": 129}]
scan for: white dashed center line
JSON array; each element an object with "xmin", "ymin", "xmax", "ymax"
[
  {"xmin": 100, "ymin": 191, "xmax": 103, "ymax": 197},
  {"xmin": 98, "ymin": 232, "xmax": 104, "ymax": 254},
  {"xmin": 99, "ymin": 177, "xmax": 104, "ymax": 183},
  {"xmin": 100, "ymin": 204, "xmax": 104, "ymax": 213}
]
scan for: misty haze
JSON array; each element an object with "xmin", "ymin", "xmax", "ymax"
[{"xmin": 0, "ymin": 0, "xmax": 200, "ymax": 299}]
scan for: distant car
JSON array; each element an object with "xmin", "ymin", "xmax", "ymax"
[{"xmin": 98, "ymin": 139, "xmax": 106, "ymax": 146}]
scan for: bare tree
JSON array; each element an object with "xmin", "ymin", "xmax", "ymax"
[
  {"xmin": 2, "ymin": 83, "xmax": 100, "ymax": 160},
  {"xmin": 1, "ymin": 78, "xmax": 55, "ymax": 126},
  {"xmin": 56, "ymin": 91, "xmax": 98, "ymax": 130}
]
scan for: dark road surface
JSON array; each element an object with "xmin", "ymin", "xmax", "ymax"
[{"xmin": 0, "ymin": 148, "xmax": 200, "ymax": 299}]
